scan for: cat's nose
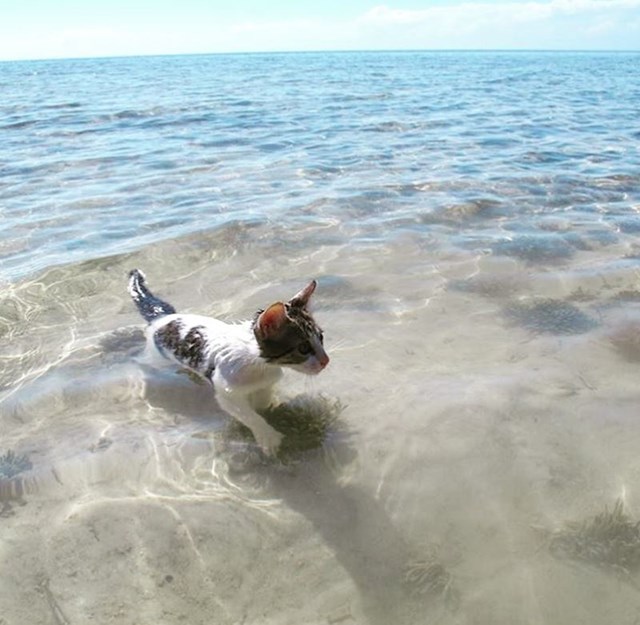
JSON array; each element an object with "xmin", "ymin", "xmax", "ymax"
[{"xmin": 318, "ymin": 352, "xmax": 330, "ymax": 369}]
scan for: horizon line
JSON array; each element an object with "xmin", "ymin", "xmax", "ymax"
[{"xmin": 1, "ymin": 47, "xmax": 639, "ymax": 64}]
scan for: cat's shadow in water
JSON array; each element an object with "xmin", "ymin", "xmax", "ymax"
[
  {"xmin": 215, "ymin": 394, "xmax": 456, "ymax": 624},
  {"xmin": 131, "ymin": 358, "xmax": 455, "ymax": 624}
]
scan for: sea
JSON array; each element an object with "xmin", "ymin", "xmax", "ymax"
[{"xmin": 1, "ymin": 51, "xmax": 640, "ymax": 624}]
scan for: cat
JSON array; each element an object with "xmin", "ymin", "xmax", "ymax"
[{"xmin": 127, "ymin": 269, "xmax": 329, "ymax": 455}]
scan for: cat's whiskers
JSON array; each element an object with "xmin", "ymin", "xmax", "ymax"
[
  {"xmin": 302, "ymin": 375, "xmax": 320, "ymax": 394},
  {"xmin": 326, "ymin": 338, "xmax": 348, "ymax": 351}
]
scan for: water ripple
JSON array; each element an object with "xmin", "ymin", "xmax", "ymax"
[{"xmin": 1, "ymin": 51, "xmax": 638, "ymax": 282}]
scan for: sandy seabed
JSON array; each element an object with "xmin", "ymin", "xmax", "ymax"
[{"xmin": 3, "ymin": 223, "xmax": 640, "ymax": 624}]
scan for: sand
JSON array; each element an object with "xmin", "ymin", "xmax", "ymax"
[{"xmin": 3, "ymin": 222, "xmax": 640, "ymax": 624}]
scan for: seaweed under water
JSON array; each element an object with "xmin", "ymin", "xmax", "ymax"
[
  {"xmin": 492, "ymin": 234, "xmax": 575, "ymax": 264},
  {"xmin": 0, "ymin": 450, "xmax": 33, "ymax": 511},
  {"xmin": 504, "ymin": 298, "xmax": 598, "ymax": 335},
  {"xmin": 0, "ymin": 450, "xmax": 32, "ymax": 480},
  {"xmin": 404, "ymin": 544, "xmax": 459, "ymax": 610},
  {"xmin": 448, "ymin": 273, "xmax": 525, "ymax": 299},
  {"xmin": 546, "ymin": 499, "xmax": 640, "ymax": 575},
  {"xmin": 225, "ymin": 394, "xmax": 347, "ymax": 462}
]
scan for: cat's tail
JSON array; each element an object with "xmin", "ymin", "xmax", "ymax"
[{"xmin": 128, "ymin": 269, "xmax": 177, "ymax": 323}]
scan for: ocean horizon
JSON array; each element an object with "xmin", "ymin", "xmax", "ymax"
[{"xmin": 2, "ymin": 47, "xmax": 639, "ymax": 64}]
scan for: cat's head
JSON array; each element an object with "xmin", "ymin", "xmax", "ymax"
[{"xmin": 253, "ymin": 280, "xmax": 329, "ymax": 375}]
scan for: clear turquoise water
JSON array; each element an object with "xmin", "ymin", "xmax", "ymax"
[
  {"xmin": 2, "ymin": 51, "xmax": 639, "ymax": 281},
  {"xmin": 2, "ymin": 51, "xmax": 640, "ymax": 624}
]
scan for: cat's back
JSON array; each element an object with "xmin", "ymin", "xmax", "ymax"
[
  {"xmin": 148, "ymin": 312, "xmax": 250, "ymax": 342},
  {"xmin": 148, "ymin": 311, "xmax": 266, "ymax": 384}
]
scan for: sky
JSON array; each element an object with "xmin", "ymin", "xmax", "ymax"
[{"xmin": 0, "ymin": 0, "xmax": 638, "ymax": 61}]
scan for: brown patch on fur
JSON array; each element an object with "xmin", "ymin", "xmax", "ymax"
[{"xmin": 155, "ymin": 321, "xmax": 207, "ymax": 370}]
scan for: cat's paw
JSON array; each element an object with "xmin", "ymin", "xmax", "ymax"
[{"xmin": 255, "ymin": 426, "xmax": 284, "ymax": 457}]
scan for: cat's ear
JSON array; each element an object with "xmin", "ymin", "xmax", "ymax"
[
  {"xmin": 255, "ymin": 302, "xmax": 288, "ymax": 339},
  {"xmin": 289, "ymin": 280, "xmax": 317, "ymax": 308}
]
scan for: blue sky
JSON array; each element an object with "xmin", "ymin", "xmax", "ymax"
[{"xmin": 1, "ymin": 0, "xmax": 638, "ymax": 60}]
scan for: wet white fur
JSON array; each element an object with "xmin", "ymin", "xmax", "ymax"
[{"xmin": 145, "ymin": 313, "xmax": 321, "ymax": 455}]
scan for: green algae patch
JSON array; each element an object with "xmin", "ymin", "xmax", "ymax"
[
  {"xmin": 504, "ymin": 298, "xmax": 598, "ymax": 335},
  {"xmin": 223, "ymin": 394, "xmax": 347, "ymax": 461}
]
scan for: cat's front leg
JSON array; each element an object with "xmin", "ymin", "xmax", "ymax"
[
  {"xmin": 249, "ymin": 387, "xmax": 275, "ymax": 412},
  {"xmin": 216, "ymin": 391, "xmax": 283, "ymax": 456}
]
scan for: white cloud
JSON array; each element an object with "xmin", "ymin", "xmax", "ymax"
[
  {"xmin": 357, "ymin": 0, "xmax": 640, "ymax": 49},
  {"xmin": 362, "ymin": 0, "xmax": 640, "ymax": 25},
  {"xmin": 0, "ymin": 0, "xmax": 638, "ymax": 60}
]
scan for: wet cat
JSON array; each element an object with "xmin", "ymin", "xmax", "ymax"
[{"xmin": 128, "ymin": 269, "xmax": 329, "ymax": 455}]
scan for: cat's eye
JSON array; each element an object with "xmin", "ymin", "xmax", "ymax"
[
  {"xmin": 318, "ymin": 331, "xmax": 324, "ymax": 344},
  {"xmin": 298, "ymin": 341, "xmax": 312, "ymax": 355}
]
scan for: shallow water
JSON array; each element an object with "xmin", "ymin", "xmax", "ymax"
[{"xmin": 2, "ymin": 51, "xmax": 640, "ymax": 624}]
